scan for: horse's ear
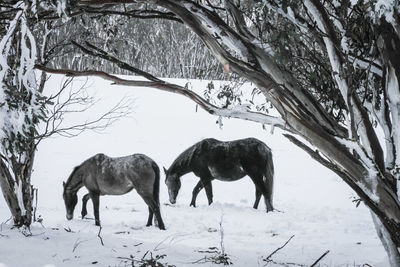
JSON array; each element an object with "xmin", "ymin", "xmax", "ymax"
[
  {"xmin": 63, "ymin": 181, "xmax": 66, "ymax": 187},
  {"xmin": 163, "ymin": 167, "xmax": 168, "ymax": 175}
]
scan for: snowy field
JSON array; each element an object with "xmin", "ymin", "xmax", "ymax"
[{"xmin": 0, "ymin": 75, "xmax": 388, "ymax": 266}]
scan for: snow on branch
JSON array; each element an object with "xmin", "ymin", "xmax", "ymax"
[
  {"xmin": 224, "ymin": 0, "xmax": 256, "ymax": 41},
  {"xmin": 0, "ymin": 2, "xmax": 46, "ymax": 159},
  {"xmin": 304, "ymin": 0, "xmax": 386, "ymax": 172},
  {"xmin": 35, "ymin": 65, "xmax": 287, "ymax": 131},
  {"xmin": 180, "ymin": 1, "xmax": 257, "ymax": 65},
  {"xmin": 334, "ymin": 137, "xmax": 380, "ymax": 200}
]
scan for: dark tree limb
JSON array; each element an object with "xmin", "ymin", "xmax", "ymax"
[
  {"xmin": 34, "ymin": 64, "xmax": 287, "ymax": 129},
  {"xmin": 71, "ymin": 40, "xmax": 162, "ymax": 83},
  {"xmin": 283, "ymin": 133, "xmax": 400, "ymax": 247}
]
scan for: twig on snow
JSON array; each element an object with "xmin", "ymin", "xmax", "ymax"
[
  {"xmin": 0, "ymin": 216, "xmax": 12, "ymax": 231},
  {"xmin": 72, "ymin": 238, "xmax": 88, "ymax": 252},
  {"xmin": 264, "ymin": 235, "xmax": 295, "ymax": 261},
  {"xmin": 192, "ymin": 212, "xmax": 232, "ymax": 265},
  {"xmin": 64, "ymin": 227, "xmax": 75, "ymax": 233},
  {"xmin": 310, "ymin": 250, "xmax": 329, "ymax": 267}
]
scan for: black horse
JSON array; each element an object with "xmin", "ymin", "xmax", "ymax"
[
  {"xmin": 164, "ymin": 138, "xmax": 274, "ymax": 212},
  {"xmin": 63, "ymin": 153, "xmax": 165, "ymax": 229}
]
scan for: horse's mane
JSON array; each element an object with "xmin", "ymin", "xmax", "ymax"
[
  {"xmin": 169, "ymin": 141, "xmax": 201, "ymax": 174},
  {"xmin": 64, "ymin": 166, "xmax": 81, "ymax": 192}
]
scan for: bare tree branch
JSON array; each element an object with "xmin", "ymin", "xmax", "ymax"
[
  {"xmin": 35, "ymin": 76, "xmax": 132, "ymax": 143},
  {"xmin": 263, "ymin": 235, "xmax": 295, "ymax": 264},
  {"xmin": 35, "ymin": 64, "xmax": 288, "ymax": 130}
]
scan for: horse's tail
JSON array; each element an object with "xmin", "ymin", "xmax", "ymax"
[
  {"xmin": 264, "ymin": 148, "xmax": 274, "ymax": 208},
  {"xmin": 151, "ymin": 161, "xmax": 161, "ymax": 206}
]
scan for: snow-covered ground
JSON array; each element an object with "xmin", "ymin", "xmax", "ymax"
[{"xmin": 0, "ymin": 76, "xmax": 387, "ymax": 266}]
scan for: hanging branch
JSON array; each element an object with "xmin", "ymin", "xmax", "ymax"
[{"xmin": 35, "ymin": 64, "xmax": 287, "ymax": 130}]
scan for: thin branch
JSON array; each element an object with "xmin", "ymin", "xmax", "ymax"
[
  {"xmin": 72, "ymin": 238, "xmax": 88, "ymax": 252},
  {"xmin": 35, "ymin": 76, "xmax": 132, "ymax": 142},
  {"xmin": 310, "ymin": 250, "xmax": 330, "ymax": 267},
  {"xmin": 84, "ymin": 8, "xmax": 182, "ymax": 23},
  {"xmin": 264, "ymin": 235, "xmax": 295, "ymax": 262},
  {"xmin": 35, "ymin": 64, "xmax": 287, "ymax": 130},
  {"xmin": 225, "ymin": 0, "xmax": 255, "ymax": 41},
  {"xmin": 72, "ymin": 40, "xmax": 162, "ymax": 82}
]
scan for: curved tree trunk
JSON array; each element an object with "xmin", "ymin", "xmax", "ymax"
[{"xmin": 143, "ymin": 0, "xmax": 400, "ymax": 252}]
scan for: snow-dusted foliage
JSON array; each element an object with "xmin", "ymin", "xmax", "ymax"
[
  {"xmin": 0, "ymin": 1, "xmax": 50, "ymax": 227},
  {"xmin": 0, "ymin": 2, "xmax": 47, "ymax": 158}
]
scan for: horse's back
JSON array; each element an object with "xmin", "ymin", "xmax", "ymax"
[
  {"xmin": 208, "ymin": 138, "xmax": 272, "ymax": 175},
  {"xmin": 83, "ymin": 153, "xmax": 158, "ymax": 195},
  {"xmin": 237, "ymin": 137, "xmax": 271, "ymax": 154},
  {"xmin": 107, "ymin": 153, "xmax": 157, "ymax": 183}
]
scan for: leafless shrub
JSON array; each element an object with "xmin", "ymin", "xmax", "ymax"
[
  {"xmin": 192, "ymin": 212, "xmax": 232, "ymax": 265},
  {"xmin": 37, "ymin": 77, "xmax": 133, "ymax": 143},
  {"xmin": 118, "ymin": 251, "xmax": 176, "ymax": 267}
]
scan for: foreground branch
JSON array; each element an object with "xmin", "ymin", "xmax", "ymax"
[
  {"xmin": 35, "ymin": 64, "xmax": 287, "ymax": 130},
  {"xmin": 264, "ymin": 235, "xmax": 295, "ymax": 262}
]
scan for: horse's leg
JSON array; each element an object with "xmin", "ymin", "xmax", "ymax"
[
  {"xmin": 190, "ymin": 181, "xmax": 204, "ymax": 207},
  {"xmin": 153, "ymin": 206, "xmax": 165, "ymax": 230},
  {"xmin": 253, "ymin": 188, "xmax": 262, "ymax": 209},
  {"xmin": 201, "ymin": 178, "xmax": 213, "ymax": 205},
  {"xmin": 81, "ymin": 193, "xmax": 90, "ymax": 218},
  {"xmin": 146, "ymin": 207, "xmax": 154, "ymax": 227},
  {"xmin": 249, "ymin": 175, "xmax": 273, "ymax": 212},
  {"xmin": 89, "ymin": 191, "xmax": 101, "ymax": 226},
  {"xmin": 140, "ymin": 194, "xmax": 165, "ymax": 230}
]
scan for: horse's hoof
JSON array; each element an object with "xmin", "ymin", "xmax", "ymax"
[
  {"xmin": 190, "ymin": 203, "xmax": 196, "ymax": 208},
  {"xmin": 159, "ymin": 225, "xmax": 166, "ymax": 230}
]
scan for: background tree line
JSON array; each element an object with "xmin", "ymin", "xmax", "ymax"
[{"xmin": 45, "ymin": 12, "xmax": 224, "ymax": 79}]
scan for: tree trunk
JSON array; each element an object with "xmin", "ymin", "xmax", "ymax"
[
  {"xmin": 0, "ymin": 149, "xmax": 36, "ymax": 227},
  {"xmin": 372, "ymin": 212, "xmax": 400, "ymax": 267},
  {"xmin": 0, "ymin": 160, "xmax": 23, "ymax": 224}
]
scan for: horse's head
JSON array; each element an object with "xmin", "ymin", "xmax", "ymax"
[
  {"xmin": 63, "ymin": 181, "xmax": 78, "ymax": 220},
  {"xmin": 164, "ymin": 167, "xmax": 181, "ymax": 204}
]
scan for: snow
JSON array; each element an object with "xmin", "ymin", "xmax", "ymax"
[
  {"xmin": 1, "ymin": 4, "xmax": 43, "ymax": 159},
  {"xmin": 0, "ymin": 8, "xmax": 23, "ymax": 143},
  {"xmin": 0, "ymin": 75, "xmax": 388, "ymax": 266},
  {"xmin": 386, "ymin": 66, "xmax": 400, "ymax": 168},
  {"xmin": 182, "ymin": 2, "xmax": 250, "ymax": 63},
  {"xmin": 16, "ymin": 182, "xmax": 26, "ymax": 217},
  {"xmin": 386, "ymin": 65, "xmax": 400, "ymax": 196},
  {"xmin": 373, "ymin": 1, "xmax": 397, "ymax": 23}
]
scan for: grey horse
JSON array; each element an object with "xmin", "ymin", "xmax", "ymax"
[
  {"xmin": 164, "ymin": 138, "xmax": 275, "ymax": 212},
  {"xmin": 63, "ymin": 153, "xmax": 165, "ymax": 229}
]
